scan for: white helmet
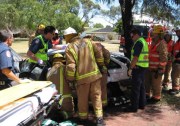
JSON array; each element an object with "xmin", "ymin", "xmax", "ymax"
[
  {"xmin": 64, "ymin": 27, "xmax": 77, "ymax": 35},
  {"xmin": 55, "ymin": 29, "xmax": 59, "ymax": 34}
]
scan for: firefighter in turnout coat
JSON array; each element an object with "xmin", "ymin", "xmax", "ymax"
[
  {"xmin": 145, "ymin": 25, "xmax": 168, "ymax": 104},
  {"xmin": 169, "ymin": 28, "xmax": 180, "ymax": 95},
  {"xmin": 64, "ymin": 27, "xmax": 105, "ymax": 126},
  {"xmin": 46, "ymin": 53, "xmax": 74, "ymax": 119},
  {"xmin": 95, "ymin": 42, "xmax": 110, "ymax": 107}
]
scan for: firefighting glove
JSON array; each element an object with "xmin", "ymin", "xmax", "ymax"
[
  {"xmin": 100, "ymin": 66, "xmax": 107, "ymax": 74},
  {"xmin": 127, "ymin": 68, "xmax": 132, "ymax": 77},
  {"xmin": 154, "ymin": 68, "xmax": 164, "ymax": 79},
  {"xmin": 67, "ymin": 81, "xmax": 76, "ymax": 90}
]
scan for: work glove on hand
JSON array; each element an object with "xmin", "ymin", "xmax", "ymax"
[
  {"xmin": 127, "ymin": 68, "xmax": 132, "ymax": 77},
  {"xmin": 38, "ymin": 59, "xmax": 44, "ymax": 65},
  {"xmin": 19, "ymin": 79, "xmax": 32, "ymax": 84},
  {"xmin": 66, "ymin": 80, "xmax": 76, "ymax": 90}
]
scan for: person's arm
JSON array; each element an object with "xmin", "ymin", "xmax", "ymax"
[
  {"xmin": 92, "ymin": 42, "xmax": 104, "ymax": 67},
  {"xmin": 27, "ymin": 38, "xmax": 41, "ymax": 62},
  {"xmin": 157, "ymin": 41, "xmax": 168, "ymax": 69},
  {"xmin": 102, "ymin": 46, "xmax": 110, "ymax": 66},
  {"xmin": 2, "ymin": 68, "xmax": 21, "ymax": 83},
  {"xmin": 27, "ymin": 50, "xmax": 39, "ymax": 62},
  {"xmin": 65, "ymin": 44, "xmax": 76, "ymax": 81}
]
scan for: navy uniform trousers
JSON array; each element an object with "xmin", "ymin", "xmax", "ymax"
[{"xmin": 131, "ymin": 67, "xmax": 147, "ymax": 110}]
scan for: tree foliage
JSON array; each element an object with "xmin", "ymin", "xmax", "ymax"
[
  {"xmin": 79, "ymin": 0, "xmax": 101, "ymax": 30},
  {"xmin": 142, "ymin": 0, "xmax": 180, "ymax": 23},
  {"xmin": 94, "ymin": 23, "xmax": 104, "ymax": 28},
  {"xmin": 96, "ymin": 0, "xmax": 179, "ymax": 59},
  {"xmin": 0, "ymin": 0, "xmax": 101, "ymax": 35},
  {"xmin": 101, "ymin": 6, "xmax": 121, "ymax": 26}
]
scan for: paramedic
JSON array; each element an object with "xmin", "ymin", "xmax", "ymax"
[
  {"xmin": 27, "ymin": 26, "xmax": 56, "ymax": 80},
  {"xmin": 169, "ymin": 27, "xmax": 180, "ymax": 95},
  {"xmin": 0, "ymin": 30, "xmax": 30, "ymax": 90},
  {"xmin": 47, "ymin": 53, "xmax": 74, "ymax": 119},
  {"xmin": 64, "ymin": 27, "xmax": 105, "ymax": 126},
  {"xmin": 145, "ymin": 25, "xmax": 168, "ymax": 104},
  {"xmin": 125, "ymin": 28, "xmax": 149, "ymax": 112}
]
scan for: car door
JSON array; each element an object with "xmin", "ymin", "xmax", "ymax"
[{"xmin": 107, "ymin": 56, "xmax": 130, "ymax": 83}]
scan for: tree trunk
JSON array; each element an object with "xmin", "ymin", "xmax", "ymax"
[{"xmin": 119, "ymin": 0, "xmax": 134, "ymax": 59}]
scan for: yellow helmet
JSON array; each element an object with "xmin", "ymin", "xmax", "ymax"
[
  {"xmin": 38, "ymin": 24, "xmax": 45, "ymax": 30},
  {"xmin": 53, "ymin": 53, "xmax": 63, "ymax": 59},
  {"xmin": 152, "ymin": 25, "xmax": 164, "ymax": 34}
]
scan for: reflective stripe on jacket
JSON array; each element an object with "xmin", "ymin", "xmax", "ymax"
[
  {"xmin": 29, "ymin": 35, "xmax": 48, "ymax": 63},
  {"xmin": 149, "ymin": 40, "xmax": 167, "ymax": 69},
  {"xmin": 131, "ymin": 37, "xmax": 149, "ymax": 68},
  {"xmin": 65, "ymin": 37, "xmax": 103, "ymax": 85}
]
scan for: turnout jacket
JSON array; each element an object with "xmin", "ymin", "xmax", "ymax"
[
  {"xmin": 65, "ymin": 37, "xmax": 104, "ymax": 85},
  {"xmin": 149, "ymin": 39, "xmax": 168, "ymax": 70}
]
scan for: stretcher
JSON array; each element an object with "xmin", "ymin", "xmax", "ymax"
[{"xmin": 0, "ymin": 82, "xmax": 61, "ymax": 126}]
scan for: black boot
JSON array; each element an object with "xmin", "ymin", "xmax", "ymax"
[
  {"xmin": 147, "ymin": 97, "xmax": 160, "ymax": 104},
  {"xmin": 96, "ymin": 117, "xmax": 105, "ymax": 126},
  {"xmin": 169, "ymin": 89, "xmax": 179, "ymax": 95}
]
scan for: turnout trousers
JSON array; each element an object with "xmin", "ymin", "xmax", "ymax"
[
  {"xmin": 163, "ymin": 62, "xmax": 172, "ymax": 85},
  {"xmin": 76, "ymin": 78, "xmax": 103, "ymax": 119},
  {"xmin": 145, "ymin": 69, "xmax": 163, "ymax": 99},
  {"xmin": 171, "ymin": 63, "xmax": 180, "ymax": 90},
  {"xmin": 101, "ymin": 73, "xmax": 108, "ymax": 107}
]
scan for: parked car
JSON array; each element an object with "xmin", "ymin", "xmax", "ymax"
[{"xmin": 92, "ymin": 36, "xmax": 105, "ymax": 41}]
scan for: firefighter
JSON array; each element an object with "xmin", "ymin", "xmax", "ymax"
[
  {"xmin": 46, "ymin": 53, "xmax": 74, "ymax": 119},
  {"xmin": 162, "ymin": 31, "xmax": 174, "ymax": 91},
  {"xmin": 125, "ymin": 28, "xmax": 149, "ymax": 112},
  {"xmin": 64, "ymin": 27, "xmax": 105, "ymax": 126},
  {"xmin": 145, "ymin": 25, "xmax": 168, "ymax": 104},
  {"xmin": 95, "ymin": 42, "xmax": 110, "ymax": 107},
  {"xmin": 169, "ymin": 28, "xmax": 180, "ymax": 95},
  {"xmin": 35, "ymin": 24, "xmax": 46, "ymax": 36}
]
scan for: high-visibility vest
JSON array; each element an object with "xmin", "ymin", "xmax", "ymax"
[
  {"xmin": 149, "ymin": 40, "xmax": 166, "ymax": 69},
  {"xmin": 131, "ymin": 37, "xmax": 149, "ymax": 68},
  {"xmin": 173, "ymin": 40, "xmax": 180, "ymax": 61},
  {"xmin": 28, "ymin": 35, "xmax": 48, "ymax": 63}
]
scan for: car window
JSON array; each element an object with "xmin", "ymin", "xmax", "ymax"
[{"xmin": 107, "ymin": 60, "xmax": 122, "ymax": 69}]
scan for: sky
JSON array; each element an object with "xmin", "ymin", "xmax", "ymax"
[{"xmin": 89, "ymin": 0, "xmax": 120, "ymax": 27}]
